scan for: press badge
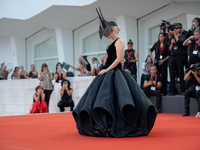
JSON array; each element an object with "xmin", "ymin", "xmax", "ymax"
[
  {"xmin": 174, "ymin": 46, "xmax": 178, "ymax": 50},
  {"xmin": 151, "ymin": 86, "xmax": 156, "ymax": 91},
  {"xmin": 193, "ymin": 50, "xmax": 198, "ymax": 55},
  {"xmin": 160, "ymin": 55, "xmax": 163, "ymax": 59},
  {"xmin": 196, "ymin": 86, "xmax": 200, "ymax": 91}
]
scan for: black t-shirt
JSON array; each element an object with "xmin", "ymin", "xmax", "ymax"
[
  {"xmin": 144, "ymin": 74, "xmax": 162, "ymax": 90},
  {"xmin": 150, "ymin": 43, "xmax": 169, "ymax": 60},
  {"xmin": 61, "ymin": 88, "xmax": 72, "ymax": 101},
  {"xmin": 168, "ymin": 34, "xmax": 187, "ymax": 56}
]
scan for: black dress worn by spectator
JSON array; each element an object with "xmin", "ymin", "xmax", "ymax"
[
  {"xmin": 124, "ymin": 49, "xmax": 137, "ymax": 78},
  {"xmin": 168, "ymin": 34, "xmax": 186, "ymax": 94},
  {"xmin": 57, "ymin": 88, "xmax": 74, "ymax": 112},
  {"xmin": 143, "ymin": 74, "xmax": 162, "ymax": 111},
  {"xmin": 150, "ymin": 43, "xmax": 169, "ymax": 95}
]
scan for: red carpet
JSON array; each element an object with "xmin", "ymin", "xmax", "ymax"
[{"xmin": 0, "ymin": 113, "xmax": 200, "ymax": 150}]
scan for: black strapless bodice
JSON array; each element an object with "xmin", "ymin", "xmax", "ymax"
[{"xmin": 105, "ymin": 38, "xmax": 122, "ymax": 70}]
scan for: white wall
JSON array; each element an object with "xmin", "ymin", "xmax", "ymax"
[
  {"xmin": 0, "ymin": 0, "xmax": 96, "ymax": 19},
  {"xmin": 0, "ymin": 77, "xmax": 94, "ymax": 116},
  {"xmin": 0, "ymin": 36, "xmax": 13, "ymax": 79}
]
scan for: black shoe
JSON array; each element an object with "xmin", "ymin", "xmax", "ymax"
[{"xmin": 182, "ymin": 111, "xmax": 190, "ymax": 116}]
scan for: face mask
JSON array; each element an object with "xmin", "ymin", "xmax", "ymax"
[{"xmin": 19, "ymin": 69, "xmax": 22, "ymax": 72}]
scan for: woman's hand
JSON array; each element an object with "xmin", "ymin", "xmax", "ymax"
[
  {"xmin": 98, "ymin": 68, "xmax": 109, "ymax": 75},
  {"xmin": 159, "ymin": 60, "xmax": 164, "ymax": 65}
]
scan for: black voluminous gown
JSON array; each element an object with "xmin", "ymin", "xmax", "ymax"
[{"xmin": 72, "ymin": 38, "xmax": 157, "ymax": 137}]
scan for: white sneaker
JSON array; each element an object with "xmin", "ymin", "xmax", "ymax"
[{"xmin": 195, "ymin": 112, "xmax": 200, "ymax": 118}]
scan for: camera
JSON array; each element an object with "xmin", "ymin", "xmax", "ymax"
[
  {"xmin": 125, "ymin": 57, "xmax": 133, "ymax": 63},
  {"xmin": 185, "ymin": 63, "xmax": 200, "ymax": 73},
  {"xmin": 167, "ymin": 24, "xmax": 177, "ymax": 32},
  {"xmin": 153, "ymin": 59, "xmax": 159, "ymax": 66},
  {"xmin": 159, "ymin": 20, "xmax": 171, "ymax": 33},
  {"xmin": 190, "ymin": 38, "xmax": 198, "ymax": 43}
]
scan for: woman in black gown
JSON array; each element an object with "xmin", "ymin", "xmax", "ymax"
[{"xmin": 72, "ymin": 7, "xmax": 157, "ymax": 138}]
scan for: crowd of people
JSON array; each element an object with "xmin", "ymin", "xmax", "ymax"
[{"xmin": 0, "ymin": 17, "xmax": 200, "ymax": 117}]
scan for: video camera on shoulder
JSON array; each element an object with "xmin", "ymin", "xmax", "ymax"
[
  {"xmin": 159, "ymin": 20, "xmax": 171, "ymax": 33},
  {"xmin": 185, "ymin": 63, "xmax": 200, "ymax": 73}
]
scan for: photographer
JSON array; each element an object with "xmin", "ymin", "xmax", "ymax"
[
  {"xmin": 0, "ymin": 65, "xmax": 12, "ymax": 80},
  {"xmin": 187, "ymin": 17, "xmax": 200, "ymax": 37},
  {"xmin": 168, "ymin": 24, "xmax": 186, "ymax": 95},
  {"xmin": 91, "ymin": 57, "xmax": 101, "ymax": 76},
  {"xmin": 57, "ymin": 79, "xmax": 74, "ymax": 112},
  {"xmin": 28, "ymin": 64, "xmax": 38, "ymax": 79},
  {"xmin": 143, "ymin": 65, "xmax": 162, "ymax": 112},
  {"xmin": 54, "ymin": 62, "xmax": 67, "ymax": 112},
  {"xmin": 124, "ymin": 39, "xmax": 138, "ymax": 79},
  {"xmin": 149, "ymin": 32, "xmax": 169, "ymax": 95},
  {"xmin": 183, "ymin": 29, "xmax": 200, "ymax": 66},
  {"xmin": 30, "ymin": 86, "xmax": 48, "ymax": 113},
  {"xmin": 183, "ymin": 65, "xmax": 200, "ymax": 118},
  {"xmin": 39, "ymin": 63, "xmax": 53, "ymax": 109}
]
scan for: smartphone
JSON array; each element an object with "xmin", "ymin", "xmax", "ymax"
[
  {"xmin": 150, "ymin": 78, "xmax": 153, "ymax": 82},
  {"xmin": 64, "ymin": 81, "xmax": 67, "ymax": 85}
]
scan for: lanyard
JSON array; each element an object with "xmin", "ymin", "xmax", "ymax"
[
  {"xmin": 173, "ymin": 35, "xmax": 180, "ymax": 45},
  {"xmin": 195, "ymin": 41, "xmax": 199, "ymax": 50},
  {"xmin": 159, "ymin": 46, "xmax": 163, "ymax": 55},
  {"xmin": 128, "ymin": 50, "xmax": 132, "ymax": 57},
  {"xmin": 59, "ymin": 73, "xmax": 62, "ymax": 80}
]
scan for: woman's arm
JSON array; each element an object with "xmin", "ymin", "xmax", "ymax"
[
  {"xmin": 66, "ymin": 88, "xmax": 73, "ymax": 96},
  {"xmin": 99, "ymin": 39, "xmax": 124, "ymax": 75},
  {"xmin": 33, "ymin": 94, "xmax": 39, "ymax": 102},
  {"xmin": 183, "ymin": 36, "xmax": 193, "ymax": 46},
  {"xmin": 54, "ymin": 72, "xmax": 58, "ymax": 80},
  {"xmin": 63, "ymin": 71, "xmax": 67, "ymax": 79},
  {"xmin": 42, "ymin": 93, "xmax": 45, "ymax": 101},
  {"xmin": 68, "ymin": 64, "xmax": 81, "ymax": 71},
  {"xmin": 134, "ymin": 51, "xmax": 138, "ymax": 62},
  {"xmin": 184, "ymin": 70, "xmax": 192, "ymax": 81}
]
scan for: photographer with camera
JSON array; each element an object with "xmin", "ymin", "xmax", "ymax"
[
  {"xmin": 91, "ymin": 57, "xmax": 101, "ymax": 76},
  {"xmin": 149, "ymin": 32, "xmax": 169, "ymax": 95},
  {"xmin": 39, "ymin": 63, "xmax": 53, "ymax": 110},
  {"xmin": 143, "ymin": 65, "xmax": 162, "ymax": 112},
  {"xmin": 30, "ymin": 86, "xmax": 48, "ymax": 113},
  {"xmin": 54, "ymin": 62, "xmax": 67, "ymax": 112},
  {"xmin": 168, "ymin": 23, "xmax": 187, "ymax": 95},
  {"xmin": 124, "ymin": 39, "xmax": 138, "ymax": 79},
  {"xmin": 187, "ymin": 17, "xmax": 200, "ymax": 37},
  {"xmin": 183, "ymin": 29, "xmax": 200, "ymax": 66},
  {"xmin": 57, "ymin": 79, "xmax": 74, "ymax": 112},
  {"xmin": 28, "ymin": 64, "xmax": 38, "ymax": 79},
  {"xmin": 183, "ymin": 64, "xmax": 200, "ymax": 118}
]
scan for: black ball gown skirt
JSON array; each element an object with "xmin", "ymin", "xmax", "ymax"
[{"xmin": 72, "ymin": 69, "xmax": 157, "ymax": 137}]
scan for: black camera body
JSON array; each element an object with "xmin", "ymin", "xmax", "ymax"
[
  {"xmin": 185, "ymin": 63, "xmax": 200, "ymax": 73},
  {"xmin": 190, "ymin": 38, "xmax": 198, "ymax": 43},
  {"xmin": 167, "ymin": 24, "xmax": 177, "ymax": 32},
  {"xmin": 159, "ymin": 20, "xmax": 171, "ymax": 33}
]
